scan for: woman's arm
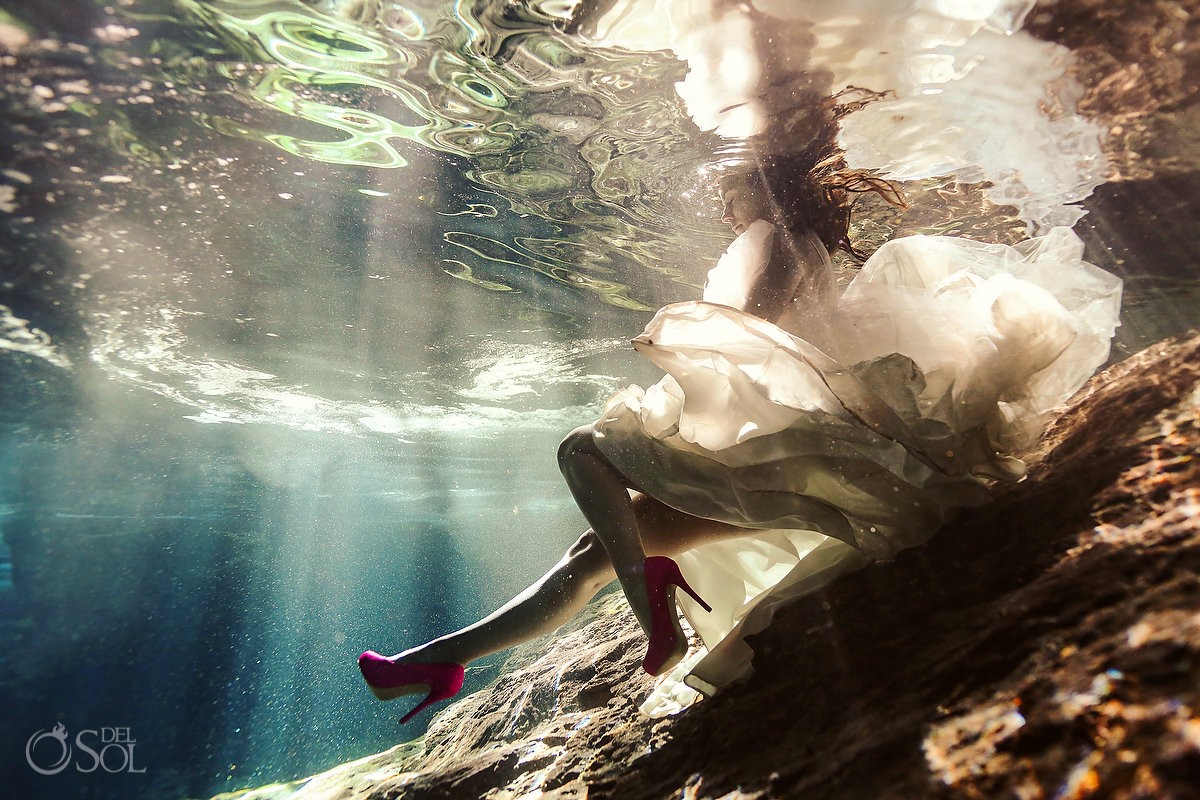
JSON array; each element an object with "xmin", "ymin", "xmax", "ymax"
[{"xmin": 743, "ymin": 228, "xmax": 834, "ymax": 324}]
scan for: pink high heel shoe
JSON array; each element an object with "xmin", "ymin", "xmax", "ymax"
[
  {"xmin": 357, "ymin": 651, "xmax": 466, "ymax": 724},
  {"xmin": 642, "ymin": 555, "xmax": 712, "ymax": 676}
]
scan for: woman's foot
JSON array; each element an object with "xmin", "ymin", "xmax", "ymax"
[
  {"xmin": 642, "ymin": 556, "xmax": 712, "ymax": 676},
  {"xmin": 357, "ymin": 651, "xmax": 466, "ymax": 724}
]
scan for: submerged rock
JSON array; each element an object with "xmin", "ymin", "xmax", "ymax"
[{"xmin": 213, "ymin": 333, "xmax": 1200, "ymax": 799}]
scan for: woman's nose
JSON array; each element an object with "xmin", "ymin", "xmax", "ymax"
[{"xmin": 721, "ymin": 202, "xmax": 733, "ymax": 222}]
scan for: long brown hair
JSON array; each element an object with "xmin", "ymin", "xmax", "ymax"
[{"xmin": 721, "ymin": 89, "xmax": 905, "ymax": 259}]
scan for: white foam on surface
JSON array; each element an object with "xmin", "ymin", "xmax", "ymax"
[
  {"xmin": 86, "ymin": 304, "xmax": 624, "ymax": 439},
  {"xmin": 0, "ymin": 304, "xmax": 73, "ymax": 369}
]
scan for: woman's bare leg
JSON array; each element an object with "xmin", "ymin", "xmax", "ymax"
[
  {"xmin": 393, "ymin": 493, "xmax": 742, "ymax": 667},
  {"xmin": 400, "ymin": 529, "xmax": 614, "ymax": 665},
  {"xmin": 556, "ymin": 425, "xmax": 657, "ymax": 634}
]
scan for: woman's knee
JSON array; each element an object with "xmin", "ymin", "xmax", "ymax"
[
  {"xmin": 563, "ymin": 530, "xmax": 614, "ymax": 587},
  {"xmin": 557, "ymin": 425, "xmax": 598, "ymax": 473}
]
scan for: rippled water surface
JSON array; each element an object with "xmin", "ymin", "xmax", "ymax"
[{"xmin": 1, "ymin": 1, "xmax": 1197, "ymax": 798}]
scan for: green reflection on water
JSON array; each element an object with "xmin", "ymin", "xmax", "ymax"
[
  {"xmin": 443, "ymin": 230, "xmax": 653, "ymax": 311},
  {"xmin": 180, "ymin": 0, "xmax": 528, "ymax": 166},
  {"xmin": 208, "ymin": 68, "xmax": 421, "ymax": 166},
  {"xmin": 441, "ymin": 259, "xmax": 517, "ymax": 292},
  {"xmin": 160, "ymin": 0, "xmax": 720, "ymax": 312}
]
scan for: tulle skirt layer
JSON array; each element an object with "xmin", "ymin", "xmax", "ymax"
[{"xmin": 591, "ymin": 227, "xmax": 1121, "ymax": 711}]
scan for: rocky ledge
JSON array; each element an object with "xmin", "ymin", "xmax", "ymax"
[{"xmin": 214, "ymin": 332, "xmax": 1200, "ymax": 800}]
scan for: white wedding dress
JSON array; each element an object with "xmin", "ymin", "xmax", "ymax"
[{"xmin": 591, "ymin": 222, "xmax": 1122, "ymax": 714}]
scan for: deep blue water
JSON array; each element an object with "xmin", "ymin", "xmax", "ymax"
[{"xmin": 1, "ymin": 2, "xmax": 1197, "ymax": 799}]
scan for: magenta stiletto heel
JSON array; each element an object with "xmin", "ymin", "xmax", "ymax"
[
  {"xmin": 642, "ymin": 555, "xmax": 712, "ymax": 676},
  {"xmin": 357, "ymin": 651, "xmax": 466, "ymax": 724}
]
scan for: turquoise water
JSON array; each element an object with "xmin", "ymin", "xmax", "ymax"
[{"xmin": 0, "ymin": 2, "xmax": 1196, "ymax": 799}]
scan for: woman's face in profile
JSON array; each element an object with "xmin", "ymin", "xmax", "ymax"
[{"xmin": 719, "ymin": 178, "xmax": 772, "ymax": 236}]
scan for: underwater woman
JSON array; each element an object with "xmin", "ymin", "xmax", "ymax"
[{"xmin": 357, "ymin": 139, "xmax": 1122, "ymax": 723}]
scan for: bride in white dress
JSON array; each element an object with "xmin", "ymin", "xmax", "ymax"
[{"xmin": 356, "ymin": 146, "xmax": 1123, "ymax": 722}]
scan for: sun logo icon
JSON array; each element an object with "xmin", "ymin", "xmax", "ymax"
[{"xmin": 26, "ymin": 722, "xmax": 72, "ymax": 775}]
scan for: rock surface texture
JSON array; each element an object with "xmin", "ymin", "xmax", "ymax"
[{"xmin": 215, "ymin": 333, "xmax": 1200, "ymax": 800}]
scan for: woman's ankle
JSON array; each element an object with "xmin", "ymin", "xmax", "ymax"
[{"xmin": 404, "ymin": 639, "xmax": 468, "ymax": 666}]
